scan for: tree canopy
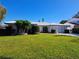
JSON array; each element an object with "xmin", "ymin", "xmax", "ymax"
[
  {"xmin": 16, "ymin": 20, "xmax": 31, "ymax": 34},
  {"xmin": 60, "ymin": 20, "xmax": 68, "ymax": 24},
  {"xmin": 72, "ymin": 12, "xmax": 79, "ymax": 18},
  {"xmin": 0, "ymin": 5, "xmax": 6, "ymax": 22}
]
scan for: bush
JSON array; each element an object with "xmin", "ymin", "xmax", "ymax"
[
  {"xmin": 6, "ymin": 26, "xmax": 15, "ymax": 35},
  {"xmin": 0, "ymin": 28, "xmax": 16, "ymax": 36},
  {"xmin": 28, "ymin": 25, "xmax": 39, "ymax": 34},
  {"xmin": 64, "ymin": 30, "xmax": 69, "ymax": 33},
  {"xmin": 43, "ymin": 26, "xmax": 48, "ymax": 33},
  {"xmin": 72, "ymin": 28, "xmax": 79, "ymax": 34},
  {"xmin": 51, "ymin": 29, "xmax": 56, "ymax": 33}
]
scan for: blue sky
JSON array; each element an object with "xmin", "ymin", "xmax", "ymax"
[{"xmin": 0, "ymin": 0, "xmax": 79, "ymax": 23}]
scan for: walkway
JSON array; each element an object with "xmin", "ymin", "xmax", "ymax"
[{"xmin": 55, "ymin": 33, "xmax": 79, "ymax": 37}]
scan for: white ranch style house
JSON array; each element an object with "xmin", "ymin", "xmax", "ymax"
[{"xmin": 5, "ymin": 18, "xmax": 79, "ymax": 33}]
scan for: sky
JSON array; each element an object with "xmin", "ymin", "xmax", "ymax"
[{"xmin": 0, "ymin": 0, "xmax": 79, "ymax": 23}]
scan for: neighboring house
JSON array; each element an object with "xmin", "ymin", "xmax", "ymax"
[
  {"xmin": 5, "ymin": 21, "xmax": 17, "ymax": 30},
  {"xmin": 0, "ymin": 24, "xmax": 7, "ymax": 29},
  {"xmin": 66, "ymin": 18, "xmax": 79, "ymax": 28},
  {"xmin": 5, "ymin": 21, "xmax": 17, "ymax": 35},
  {"xmin": 0, "ymin": 24, "xmax": 9, "ymax": 35}
]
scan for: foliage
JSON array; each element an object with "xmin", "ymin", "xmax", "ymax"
[
  {"xmin": 64, "ymin": 29, "xmax": 69, "ymax": 33},
  {"xmin": 15, "ymin": 20, "xmax": 31, "ymax": 34},
  {"xmin": 72, "ymin": 12, "xmax": 79, "ymax": 18},
  {"xmin": 0, "ymin": 34, "xmax": 79, "ymax": 59},
  {"xmin": 72, "ymin": 28, "xmax": 79, "ymax": 34},
  {"xmin": 28, "ymin": 25, "xmax": 39, "ymax": 34},
  {"xmin": 6, "ymin": 26, "xmax": 16, "ymax": 35},
  {"xmin": 16, "ymin": 20, "xmax": 23, "ymax": 29},
  {"xmin": 43, "ymin": 26, "xmax": 48, "ymax": 33},
  {"xmin": 0, "ymin": 5, "xmax": 6, "ymax": 22},
  {"xmin": 51, "ymin": 29, "xmax": 56, "ymax": 33},
  {"xmin": 22, "ymin": 20, "xmax": 31, "ymax": 29},
  {"xmin": 60, "ymin": 20, "xmax": 68, "ymax": 24},
  {"xmin": 0, "ymin": 26, "xmax": 15, "ymax": 36}
]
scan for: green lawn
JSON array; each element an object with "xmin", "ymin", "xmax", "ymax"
[{"xmin": 0, "ymin": 33, "xmax": 79, "ymax": 59}]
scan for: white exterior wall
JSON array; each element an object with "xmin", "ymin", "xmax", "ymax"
[
  {"xmin": 39, "ymin": 25, "xmax": 71, "ymax": 33},
  {"xmin": 39, "ymin": 26, "xmax": 43, "ymax": 32},
  {"xmin": 32, "ymin": 22, "xmax": 72, "ymax": 33},
  {"xmin": 48, "ymin": 26, "xmax": 52, "ymax": 32},
  {"xmin": 48, "ymin": 25, "xmax": 65, "ymax": 33},
  {"xmin": 55, "ymin": 26, "xmax": 66, "ymax": 33}
]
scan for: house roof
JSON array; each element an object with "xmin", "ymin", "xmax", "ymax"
[
  {"xmin": 31, "ymin": 22, "xmax": 71, "ymax": 26},
  {"xmin": 5, "ymin": 21, "xmax": 16, "ymax": 24},
  {"xmin": 5, "ymin": 21, "xmax": 72, "ymax": 26},
  {"xmin": 31, "ymin": 22, "xmax": 50, "ymax": 26},
  {"xmin": 68, "ymin": 18, "xmax": 79, "ymax": 24}
]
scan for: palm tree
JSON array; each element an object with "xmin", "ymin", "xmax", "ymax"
[
  {"xmin": 16, "ymin": 20, "xmax": 31, "ymax": 34},
  {"xmin": 42, "ymin": 18, "xmax": 45, "ymax": 22},
  {"xmin": 22, "ymin": 20, "xmax": 31, "ymax": 33},
  {"xmin": 16, "ymin": 20, "xmax": 23, "ymax": 34},
  {"xmin": 0, "ymin": 5, "xmax": 6, "ymax": 22}
]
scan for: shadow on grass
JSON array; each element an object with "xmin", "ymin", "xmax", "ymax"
[
  {"xmin": 54, "ymin": 35, "xmax": 68, "ymax": 37},
  {"xmin": 70, "ymin": 38, "xmax": 79, "ymax": 43},
  {"xmin": 0, "ymin": 56, "xmax": 13, "ymax": 59}
]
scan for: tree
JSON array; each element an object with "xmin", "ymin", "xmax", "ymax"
[
  {"xmin": 43, "ymin": 26, "xmax": 48, "ymax": 33},
  {"xmin": 72, "ymin": 12, "xmax": 79, "ymax": 18},
  {"xmin": 42, "ymin": 18, "xmax": 45, "ymax": 22},
  {"xmin": 22, "ymin": 20, "xmax": 31, "ymax": 33},
  {"xmin": 16, "ymin": 20, "xmax": 23, "ymax": 34},
  {"xmin": 60, "ymin": 20, "xmax": 68, "ymax": 24},
  {"xmin": 0, "ymin": 5, "xmax": 6, "ymax": 22},
  {"xmin": 16, "ymin": 20, "xmax": 31, "ymax": 34},
  {"xmin": 29, "ymin": 25, "xmax": 39, "ymax": 34}
]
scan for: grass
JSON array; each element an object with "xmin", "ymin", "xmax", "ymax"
[{"xmin": 0, "ymin": 33, "xmax": 79, "ymax": 59}]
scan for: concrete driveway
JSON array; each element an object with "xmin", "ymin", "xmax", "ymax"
[{"xmin": 55, "ymin": 33, "xmax": 79, "ymax": 37}]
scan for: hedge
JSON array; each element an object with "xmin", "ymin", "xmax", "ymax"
[
  {"xmin": 51, "ymin": 29, "xmax": 56, "ymax": 33},
  {"xmin": 72, "ymin": 28, "xmax": 79, "ymax": 34},
  {"xmin": 43, "ymin": 26, "xmax": 48, "ymax": 33},
  {"xmin": 28, "ymin": 25, "xmax": 39, "ymax": 34}
]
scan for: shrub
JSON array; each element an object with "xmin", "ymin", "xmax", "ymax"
[
  {"xmin": 28, "ymin": 25, "xmax": 39, "ymax": 34},
  {"xmin": 43, "ymin": 26, "xmax": 48, "ymax": 33},
  {"xmin": 72, "ymin": 28, "xmax": 79, "ymax": 34},
  {"xmin": 6, "ymin": 26, "xmax": 16, "ymax": 35},
  {"xmin": 0, "ymin": 26, "xmax": 16, "ymax": 36},
  {"xmin": 51, "ymin": 29, "xmax": 56, "ymax": 33},
  {"xmin": 64, "ymin": 29, "xmax": 69, "ymax": 33}
]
